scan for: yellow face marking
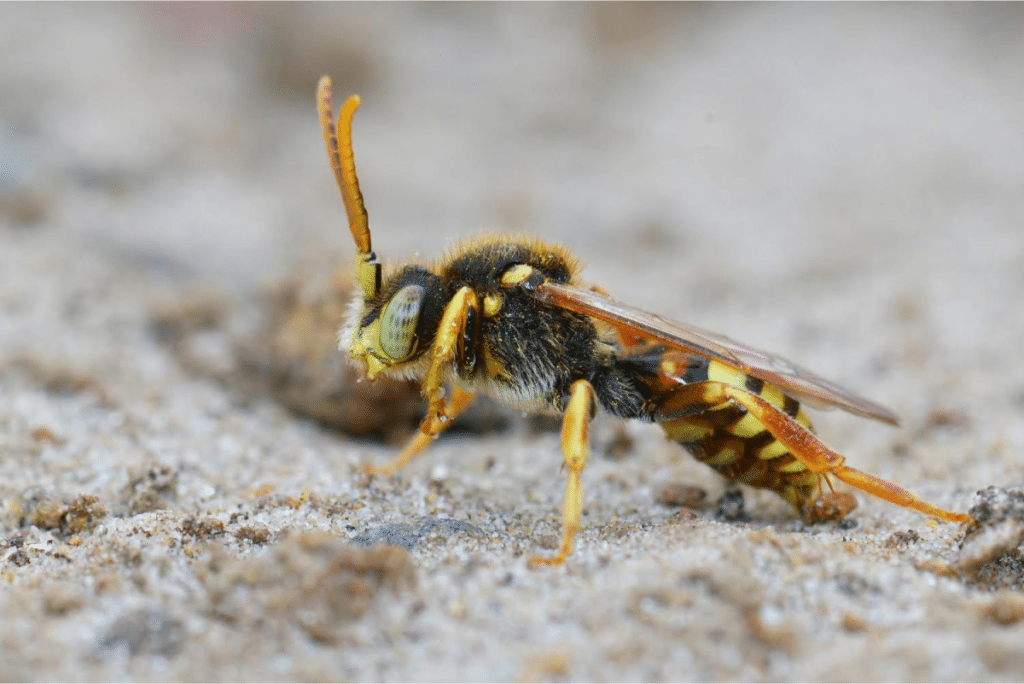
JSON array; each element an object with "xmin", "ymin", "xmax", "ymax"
[
  {"xmin": 363, "ymin": 354, "xmax": 387, "ymax": 381},
  {"xmin": 483, "ymin": 292, "xmax": 504, "ymax": 317},
  {"xmin": 349, "ymin": 322, "xmax": 386, "ymax": 377},
  {"xmin": 756, "ymin": 440, "xmax": 789, "ymax": 461},
  {"xmin": 500, "ymin": 264, "xmax": 534, "ymax": 288}
]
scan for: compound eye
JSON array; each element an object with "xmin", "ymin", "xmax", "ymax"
[{"xmin": 379, "ymin": 284, "xmax": 424, "ymax": 361}]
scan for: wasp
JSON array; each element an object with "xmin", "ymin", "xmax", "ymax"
[{"xmin": 316, "ymin": 76, "xmax": 972, "ymax": 566}]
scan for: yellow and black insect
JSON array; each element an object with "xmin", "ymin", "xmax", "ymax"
[{"xmin": 317, "ymin": 76, "xmax": 972, "ymax": 566}]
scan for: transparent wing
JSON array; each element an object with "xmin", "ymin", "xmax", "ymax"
[{"xmin": 535, "ymin": 281, "xmax": 899, "ymax": 425}]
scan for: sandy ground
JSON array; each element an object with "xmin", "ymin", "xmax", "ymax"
[{"xmin": 3, "ymin": 4, "xmax": 1024, "ymax": 681}]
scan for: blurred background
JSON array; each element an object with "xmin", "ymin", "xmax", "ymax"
[
  {"xmin": 3, "ymin": 5, "xmax": 1022, "ymax": 284},
  {"xmin": 4, "ymin": 0, "xmax": 1019, "ymax": 497},
  {"xmin": 2, "ymin": 5, "xmax": 1024, "ymax": 680},
  {"xmin": 4, "ymin": 2, "xmax": 1024, "ymax": 425}
]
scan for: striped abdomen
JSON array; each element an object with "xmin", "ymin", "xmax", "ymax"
[{"xmin": 651, "ymin": 352, "xmax": 822, "ymax": 509}]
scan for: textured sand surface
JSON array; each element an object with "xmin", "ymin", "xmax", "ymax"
[{"xmin": 2, "ymin": 5, "xmax": 1024, "ymax": 681}]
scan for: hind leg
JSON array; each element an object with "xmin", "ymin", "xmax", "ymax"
[{"xmin": 720, "ymin": 387, "xmax": 972, "ymax": 524}]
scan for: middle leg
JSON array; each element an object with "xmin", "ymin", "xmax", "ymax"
[
  {"xmin": 362, "ymin": 386, "xmax": 477, "ymax": 476},
  {"xmin": 529, "ymin": 379, "xmax": 597, "ymax": 567}
]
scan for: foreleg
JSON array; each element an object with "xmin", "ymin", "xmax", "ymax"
[{"xmin": 363, "ymin": 286, "xmax": 478, "ymax": 475}]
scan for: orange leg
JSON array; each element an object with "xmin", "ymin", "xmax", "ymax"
[
  {"xmin": 363, "ymin": 386, "xmax": 477, "ymax": 476},
  {"xmin": 720, "ymin": 386, "xmax": 973, "ymax": 524},
  {"xmin": 529, "ymin": 379, "xmax": 597, "ymax": 567}
]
